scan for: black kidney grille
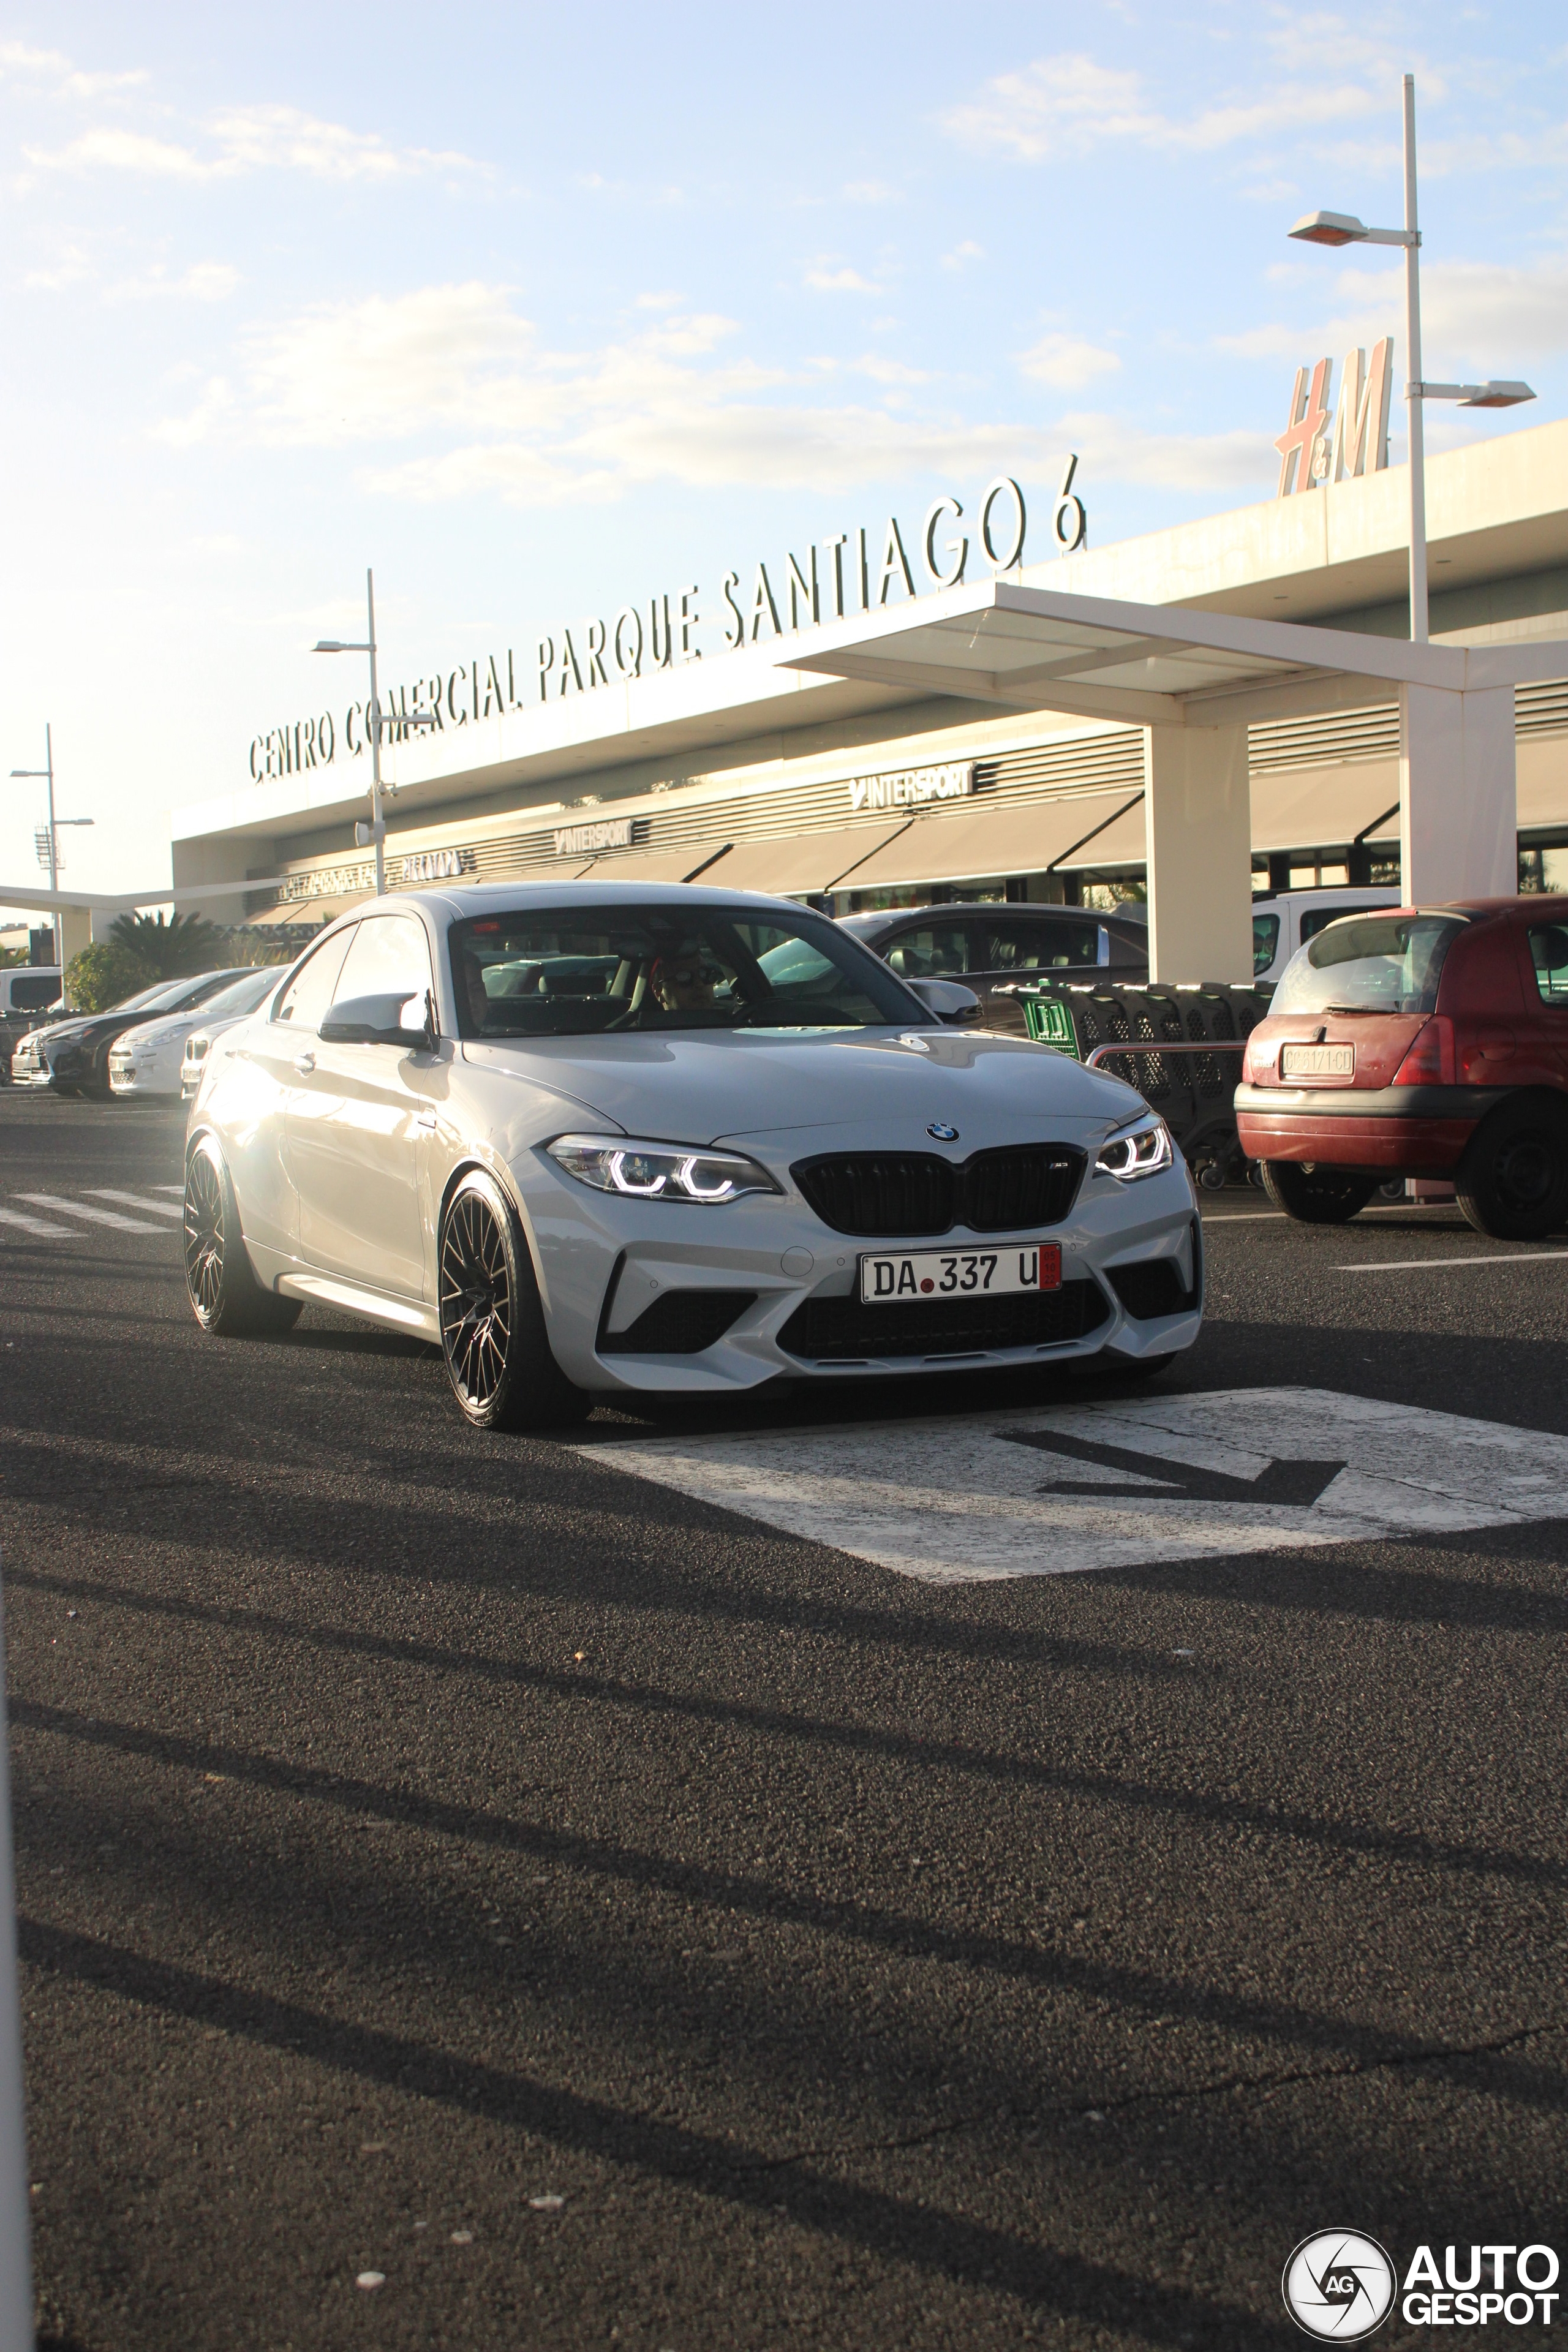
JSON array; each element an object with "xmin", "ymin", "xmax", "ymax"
[
  {"xmin": 793, "ymin": 1146, "xmax": 1082, "ymax": 1237},
  {"xmin": 792, "ymin": 1153, "xmax": 956, "ymax": 1237},
  {"xmin": 602, "ymin": 1289, "xmax": 756, "ymax": 1354},
  {"xmin": 961, "ymin": 1145, "xmax": 1084, "ymax": 1232},
  {"xmin": 778, "ymin": 1281, "xmax": 1109, "ymax": 1363}
]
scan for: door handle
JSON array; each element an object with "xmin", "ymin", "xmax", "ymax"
[{"xmin": 293, "ymin": 1051, "xmax": 316, "ymax": 1076}]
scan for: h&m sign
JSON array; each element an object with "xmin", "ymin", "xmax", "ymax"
[{"xmin": 1275, "ymin": 339, "xmax": 1394, "ymax": 496}]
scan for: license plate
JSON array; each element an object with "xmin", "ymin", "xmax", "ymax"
[
  {"xmin": 1280, "ymin": 1042, "xmax": 1355, "ymax": 1080},
  {"xmin": 859, "ymin": 1243, "xmax": 1062, "ymax": 1303}
]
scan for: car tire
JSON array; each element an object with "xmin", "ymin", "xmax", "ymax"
[
  {"xmin": 438, "ymin": 1169, "xmax": 591, "ymax": 1433},
  {"xmin": 1259, "ymin": 1162, "xmax": 1378, "ymax": 1224},
  {"xmin": 183, "ymin": 1135, "xmax": 302, "ymax": 1337},
  {"xmin": 1456, "ymin": 1096, "xmax": 1568, "ymax": 1241}
]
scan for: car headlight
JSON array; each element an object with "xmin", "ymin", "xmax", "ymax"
[
  {"xmin": 546, "ymin": 1133, "xmax": 783, "ymax": 1205},
  {"xmin": 1095, "ymin": 1114, "xmax": 1174, "ymax": 1182}
]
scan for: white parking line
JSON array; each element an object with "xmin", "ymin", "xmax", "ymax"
[
  {"xmin": 85, "ymin": 1189, "xmax": 184, "ymax": 1218},
  {"xmin": 150, "ymin": 1185, "xmax": 185, "ymax": 1195},
  {"xmin": 0, "ymin": 1205, "xmax": 72, "ymax": 1237},
  {"xmin": 1339, "ymin": 1249, "xmax": 1568, "ymax": 1274},
  {"xmin": 13, "ymin": 1193, "xmax": 168, "ymax": 1234}
]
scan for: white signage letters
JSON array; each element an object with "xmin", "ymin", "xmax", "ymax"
[{"xmin": 1276, "ymin": 341, "xmax": 1395, "ymax": 496}]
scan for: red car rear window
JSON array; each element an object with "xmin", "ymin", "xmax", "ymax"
[{"xmin": 1272, "ymin": 914, "xmax": 1469, "ymax": 1017}]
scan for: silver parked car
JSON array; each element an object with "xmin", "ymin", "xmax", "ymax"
[{"xmin": 183, "ymin": 884, "xmax": 1202, "ymax": 1427}]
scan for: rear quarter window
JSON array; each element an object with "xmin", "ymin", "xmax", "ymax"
[{"xmin": 1529, "ymin": 923, "xmax": 1568, "ymax": 1003}]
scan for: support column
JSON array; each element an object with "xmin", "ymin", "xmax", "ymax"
[
  {"xmin": 56, "ymin": 903, "xmax": 91, "ymax": 970},
  {"xmin": 1143, "ymin": 723, "xmax": 1254, "ymax": 984},
  {"xmin": 1400, "ymin": 684, "xmax": 1516, "ymax": 904}
]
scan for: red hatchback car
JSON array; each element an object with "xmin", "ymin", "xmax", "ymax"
[{"xmin": 1234, "ymin": 897, "xmax": 1568, "ymax": 1238}]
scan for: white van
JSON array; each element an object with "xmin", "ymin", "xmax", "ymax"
[{"xmin": 1251, "ymin": 889, "xmax": 1400, "ymax": 989}]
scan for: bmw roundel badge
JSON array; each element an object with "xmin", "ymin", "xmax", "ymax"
[{"xmin": 927, "ymin": 1121, "xmax": 959, "ymax": 1141}]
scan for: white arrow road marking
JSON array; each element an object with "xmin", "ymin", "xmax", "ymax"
[
  {"xmin": 574, "ymin": 1388, "xmax": 1568, "ymax": 1584},
  {"xmin": 84, "ymin": 1189, "xmax": 184, "ymax": 1219},
  {"xmin": 0, "ymin": 1205, "xmax": 72, "ymax": 1237},
  {"xmin": 13, "ymin": 1193, "xmax": 167, "ymax": 1234}
]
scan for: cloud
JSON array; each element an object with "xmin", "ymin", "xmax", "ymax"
[
  {"xmin": 1017, "ymin": 333, "xmax": 1121, "ymax": 390},
  {"xmin": 153, "ymin": 277, "xmax": 1278, "ymax": 509},
  {"xmin": 843, "ymin": 179, "xmax": 898, "ymax": 203},
  {"xmin": 27, "ymin": 102, "xmax": 480, "ymax": 183},
  {"xmin": 112, "ymin": 261, "xmax": 240, "ymax": 302},
  {"xmin": 941, "ymin": 239, "xmax": 985, "ymax": 270},
  {"xmin": 0, "ymin": 39, "xmax": 148, "ymax": 99},
  {"xmin": 1218, "ymin": 251, "xmax": 1568, "ymax": 368},
  {"xmin": 942, "ymin": 50, "xmax": 1380, "ymax": 163},
  {"xmin": 804, "ymin": 263, "xmax": 880, "ymax": 293}
]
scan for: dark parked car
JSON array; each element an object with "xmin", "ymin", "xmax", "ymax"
[
  {"xmin": 12, "ymin": 968, "xmax": 254, "ymax": 1097},
  {"xmin": 1235, "ymin": 897, "xmax": 1568, "ymax": 1237},
  {"xmin": 837, "ymin": 902, "xmax": 1148, "ymax": 1032}
]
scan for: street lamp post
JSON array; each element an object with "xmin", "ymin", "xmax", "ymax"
[
  {"xmin": 1289, "ymin": 74, "xmax": 1535, "ymax": 644},
  {"xmin": 313, "ymin": 570, "xmax": 437, "ymax": 895},
  {"xmin": 10, "ymin": 725, "xmax": 94, "ymax": 894}
]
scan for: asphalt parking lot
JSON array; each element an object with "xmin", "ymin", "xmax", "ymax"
[{"xmin": 3, "ymin": 1088, "xmax": 1567, "ymax": 2350}]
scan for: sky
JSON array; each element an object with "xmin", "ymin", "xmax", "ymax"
[{"xmin": 2, "ymin": 1, "xmax": 1566, "ymax": 908}]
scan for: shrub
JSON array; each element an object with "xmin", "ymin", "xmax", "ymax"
[{"xmin": 62, "ymin": 943, "xmax": 154, "ymax": 1013}]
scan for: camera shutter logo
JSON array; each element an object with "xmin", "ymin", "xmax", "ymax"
[{"xmin": 1283, "ymin": 2232, "xmax": 1395, "ymax": 2340}]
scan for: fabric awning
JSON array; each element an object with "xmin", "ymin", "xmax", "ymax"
[
  {"xmin": 1248, "ymin": 760, "xmax": 1400, "ymax": 853},
  {"xmin": 1518, "ymin": 734, "xmax": 1568, "ymax": 829},
  {"xmin": 576, "ymin": 846, "xmax": 733, "ymax": 885},
  {"xmin": 694, "ymin": 822, "xmax": 913, "ymax": 896},
  {"xmin": 830, "ymin": 793, "xmax": 1145, "ymax": 892}
]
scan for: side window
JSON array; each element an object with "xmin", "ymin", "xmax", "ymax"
[
  {"xmin": 882, "ymin": 923, "xmax": 971, "ymax": 980},
  {"xmin": 1253, "ymin": 913, "xmax": 1281, "ymax": 974},
  {"xmin": 1529, "ymin": 925, "xmax": 1568, "ymax": 1003},
  {"xmin": 9, "ymin": 974, "xmax": 61, "ymax": 1011},
  {"xmin": 983, "ymin": 918, "xmax": 1099, "ymax": 971},
  {"xmin": 273, "ymin": 927, "xmax": 356, "ymax": 1027},
  {"xmin": 331, "ymin": 914, "xmax": 434, "ymax": 1013},
  {"xmin": 1299, "ymin": 904, "xmax": 1360, "ymax": 945}
]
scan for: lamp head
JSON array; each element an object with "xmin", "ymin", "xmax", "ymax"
[
  {"xmin": 1459, "ymin": 380, "xmax": 1536, "ymax": 409},
  {"xmin": 312, "ymin": 640, "xmax": 346, "ymax": 653},
  {"xmin": 1287, "ymin": 209, "xmax": 1368, "ymax": 247}
]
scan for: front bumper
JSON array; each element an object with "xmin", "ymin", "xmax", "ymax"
[
  {"xmin": 521, "ymin": 1155, "xmax": 1203, "ymax": 1394},
  {"xmin": 1234, "ymin": 1080, "xmax": 1510, "ymax": 1174}
]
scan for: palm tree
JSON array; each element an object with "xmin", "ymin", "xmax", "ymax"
[{"xmin": 107, "ymin": 910, "xmax": 225, "ymax": 981}]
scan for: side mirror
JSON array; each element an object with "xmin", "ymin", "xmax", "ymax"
[
  {"xmin": 906, "ymin": 978, "xmax": 982, "ymax": 1026},
  {"xmin": 319, "ymin": 990, "xmax": 436, "ymax": 1049}
]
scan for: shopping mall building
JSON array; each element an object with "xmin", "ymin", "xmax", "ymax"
[{"xmin": 171, "ymin": 410, "xmax": 1568, "ymax": 946}]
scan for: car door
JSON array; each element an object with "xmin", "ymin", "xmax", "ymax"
[
  {"xmin": 219, "ymin": 928, "xmax": 357, "ymax": 1261},
  {"xmin": 285, "ymin": 911, "xmax": 434, "ymax": 1300}
]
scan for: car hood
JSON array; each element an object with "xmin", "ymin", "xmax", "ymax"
[{"xmin": 462, "ymin": 1025, "xmax": 1143, "ymax": 1144}]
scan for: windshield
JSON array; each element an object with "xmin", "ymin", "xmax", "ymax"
[
  {"xmin": 105, "ymin": 978, "xmax": 184, "ymax": 1016},
  {"xmin": 1271, "ymin": 914, "xmax": 1468, "ymax": 1017},
  {"xmin": 450, "ymin": 905, "xmax": 921, "ymax": 1038},
  {"xmin": 197, "ymin": 965, "xmax": 285, "ymax": 1021}
]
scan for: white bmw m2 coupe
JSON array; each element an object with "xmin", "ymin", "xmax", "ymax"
[{"xmin": 183, "ymin": 883, "xmax": 1202, "ymax": 1428}]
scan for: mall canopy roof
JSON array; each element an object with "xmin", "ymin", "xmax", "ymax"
[{"xmin": 780, "ymin": 577, "xmax": 1568, "ymax": 729}]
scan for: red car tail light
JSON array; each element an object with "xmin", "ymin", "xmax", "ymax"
[{"xmin": 1392, "ymin": 1016, "xmax": 1453, "ymax": 1085}]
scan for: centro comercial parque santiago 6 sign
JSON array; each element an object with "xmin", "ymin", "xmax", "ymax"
[{"xmin": 247, "ymin": 467, "xmax": 1090, "ymax": 785}]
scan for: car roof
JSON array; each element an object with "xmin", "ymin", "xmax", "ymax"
[{"xmin": 342, "ymin": 880, "xmax": 862, "ymax": 924}]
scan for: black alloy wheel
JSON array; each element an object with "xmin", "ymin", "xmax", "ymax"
[
  {"xmin": 437, "ymin": 1170, "xmax": 590, "ymax": 1432},
  {"xmin": 1259, "ymin": 1161, "xmax": 1379, "ymax": 1224},
  {"xmin": 183, "ymin": 1137, "xmax": 301, "ymax": 1336},
  {"xmin": 1457, "ymin": 1096, "xmax": 1568, "ymax": 1241}
]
